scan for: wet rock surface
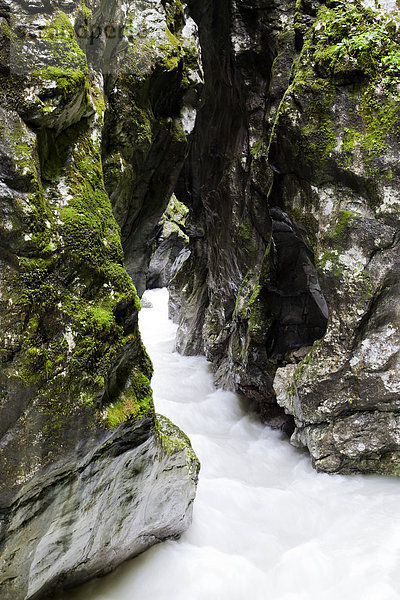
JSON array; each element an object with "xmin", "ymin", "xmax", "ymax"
[
  {"xmin": 147, "ymin": 194, "xmax": 189, "ymax": 289},
  {"xmin": 170, "ymin": 0, "xmax": 400, "ymax": 472},
  {"xmin": 0, "ymin": 1, "xmax": 200, "ymax": 598},
  {"xmin": 1, "ymin": 416, "xmax": 198, "ymax": 600}
]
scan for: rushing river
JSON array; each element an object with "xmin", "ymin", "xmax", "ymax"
[{"xmin": 62, "ymin": 288, "xmax": 400, "ymax": 600}]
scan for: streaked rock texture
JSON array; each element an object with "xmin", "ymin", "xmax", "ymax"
[
  {"xmin": 0, "ymin": 1, "xmax": 200, "ymax": 598},
  {"xmin": 271, "ymin": 1, "xmax": 400, "ymax": 474},
  {"xmin": 1, "ymin": 416, "xmax": 198, "ymax": 600},
  {"xmin": 147, "ymin": 194, "xmax": 189, "ymax": 289},
  {"xmin": 170, "ymin": 0, "xmax": 400, "ymax": 472}
]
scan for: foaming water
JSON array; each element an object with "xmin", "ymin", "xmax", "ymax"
[{"xmin": 62, "ymin": 288, "xmax": 400, "ymax": 600}]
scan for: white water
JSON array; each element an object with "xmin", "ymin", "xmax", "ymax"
[{"xmin": 63, "ymin": 288, "xmax": 400, "ymax": 600}]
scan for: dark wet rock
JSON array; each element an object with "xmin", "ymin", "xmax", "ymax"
[
  {"xmin": 171, "ymin": 0, "xmax": 400, "ymax": 473},
  {"xmin": 101, "ymin": 4, "xmax": 203, "ymax": 296},
  {"xmin": 170, "ymin": 0, "xmax": 318, "ymax": 428}
]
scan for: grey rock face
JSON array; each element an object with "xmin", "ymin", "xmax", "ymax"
[
  {"xmin": 170, "ymin": 0, "xmax": 317, "ymax": 426},
  {"xmin": 147, "ymin": 194, "xmax": 189, "ymax": 289},
  {"xmin": 171, "ymin": 0, "xmax": 400, "ymax": 472},
  {"xmin": 1, "ymin": 416, "xmax": 199, "ymax": 600},
  {"xmin": 269, "ymin": 1, "xmax": 400, "ymax": 474},
  {"xmin": 0, "ymin": 1, "xmax": 200, "ymax": 597},
  {"xmin": 101, "ymin": 2, "xmax": 203, "ymax": 296}
]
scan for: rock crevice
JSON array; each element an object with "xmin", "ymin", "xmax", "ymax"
[{"xmin": 169, "ymin": 0, "xmax": 400, "ymax": 473}]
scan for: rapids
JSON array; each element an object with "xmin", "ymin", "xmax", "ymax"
[{"xmin": 61, "ymin": 288, "xmax": 400, "ymax": 600}]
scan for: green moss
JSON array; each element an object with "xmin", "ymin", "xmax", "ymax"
[
  {"xmin": 17, "ymin": 257, "xmax": 58, "ymax": 310},
  {"xmin": 312, "ymin": 2, "xmax": 400, "ymax": 162},
  {"xmin": 164, "ymin": 193, "xmax": 189, "ymax": 223},
  {"xmin": 233, "ymin": 249, "xmax": 273, "ymax": 343},
  {"xmin": 299, "ymin": 83, "xmax": 337, "ymax": 161},
  {"xmin": 165, "ymin": 27, "xmax": 180, "ymax": 49},
  {"xmin": 332, "ymin": 209, "xmax": 357, "ymax": 239},
  {"xmin": 0, "ymin": 18, "xmax": 13, "ymax": 40},
  {"xmin": 249, "ymin": 282, "xmax": 261, "ymax": 307},
  {"xmin": 317, "ymin": 249, "xmax": 344, "ymax": 278},
  {"xmin": 155, "ymin": 414, "xmax": 198, "ymax": 475},
  {"xmin": 274, "ymin": 1, "xmax": 400, "ymax": 176},
  {"xmin": 355, "ymin": 266, "xmax": 375, "ymax": 303},
  {"xmin": 78, "ymin": 0, "xmax": 92, "ymax": 22},
  {"xmin": 90, "ymin": 84, "xmax": 106, "ymax": 120},
  {"xmin": 237, "ymin": 219, "xmax": 259, "ymax": 260},
  {"xmin": 59, "ymin": 127, "xmax": 132, "ymax": 280},
  {"xmin": 86, "ymin": 306, "xmax": 114, "ymax": 332},
  {"xmin": 250, "ymin": 139, "xmax": 264, "ymax": 157},
  {"xmin": 38, "ymin": 66, "xmax": 86, "ymax": 95},
  {"xmin": 249, "ymin": 302, "xmax": 263, "ymax": 333},
  {"xmin": 103, "ymin": 398, "xmax": 137, "ymax": 428},
  {"xmin": 269, "ymin": 44, "xmax": 338, "ymax": 166},
  {"xmin": 130, "ymin": 105, "xmax": 152, "ymax": 145},
  {"xmin": 34, "ymin": 11, "xmax": 88, "ymax": 95},
  {"xmin": 102, "ymin": 371, "xmax": 154, "ymax": 428},
  {"xmin": 294, "ymin": 348, "xmax": 315, "ymax": 382},
  {"xmin": 239, "ymin": 222, "xmax": 252, "ymax": 241},
  {"xmin": 7, "ymin": 115, "xmax": 147, "ymax": 430},
  {"xmin": 158, "ymin": 24, "xmax": 199, "ymax": 84},
  {"xmin": 160, "ymin": 194, "xmax": 189, "ymax": 240},
  {"xmin": 341, "ymin": 127, "xmax": 360, "ymax": 166},
  {"xmin": 158, "ymin": 29, "xmax": 182, "ymax": 72},
  {"xmin": 164, "ymin": 0, "xmax": 184, "ymax": 32},
  {"xmin": 234, "ymin": 270, "xmax": 251, "ymax": 315},
  {"xmin": 359, "ymin": 93, "xmax": 400, "ymax": 161},
  {"xmin": 314, "ymin": 3, "xmax": 400, "ymax": 84},
  {"xmin": 0, "ymin": 1, "xmax": 202, "ymax": 461}
]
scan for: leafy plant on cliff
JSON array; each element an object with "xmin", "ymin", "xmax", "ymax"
[
  {"xmin": 283, "ymin": 0, "xmax": 400, "ymax": 169},
  {"xmin": 313, "ymin": 1, "xmax": 400, "ymax": 160},
  {"xmin": 314, "ymin": 2, "xmax": 400, "ymax": 88}
]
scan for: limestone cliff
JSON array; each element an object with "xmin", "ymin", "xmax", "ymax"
[
  {"xmin": 0, "ymin": 1, "xmax": 200, "ymax": 599},
  {"xmin": 170, "ymin": 0, "xmax": 400, "ymax": 474}
]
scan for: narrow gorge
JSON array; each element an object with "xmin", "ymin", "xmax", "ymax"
[{"xmin": 0, "ymin": 0, "xmax": 399, "ymax": 598}]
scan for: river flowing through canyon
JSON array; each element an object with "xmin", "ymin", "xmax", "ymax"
[{"xmin": 61, "ymin": 288, "xmax": 400, "ymax": 600}]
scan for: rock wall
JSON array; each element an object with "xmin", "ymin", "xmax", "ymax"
[
  {"xmin": 147, "ymin": 194, "xmax": 189, "ymax": 289},
  {"xmin": 170, "ymin": 0, "xmax": 325, "ymax": 427},
  {"xmin": 0, "ymin": 1, "xmax": 200, "ymax": 598},
  {"xmin": 271, "ymin": 0, "xmax": 400, "ymax": 474},
  {"xmin": 2, "ymin": 416, "xmax": 198, "ymax": 600},
  {"xmin": 170, "ymin": 0, "xmax": 400, "ymax": 473}
]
